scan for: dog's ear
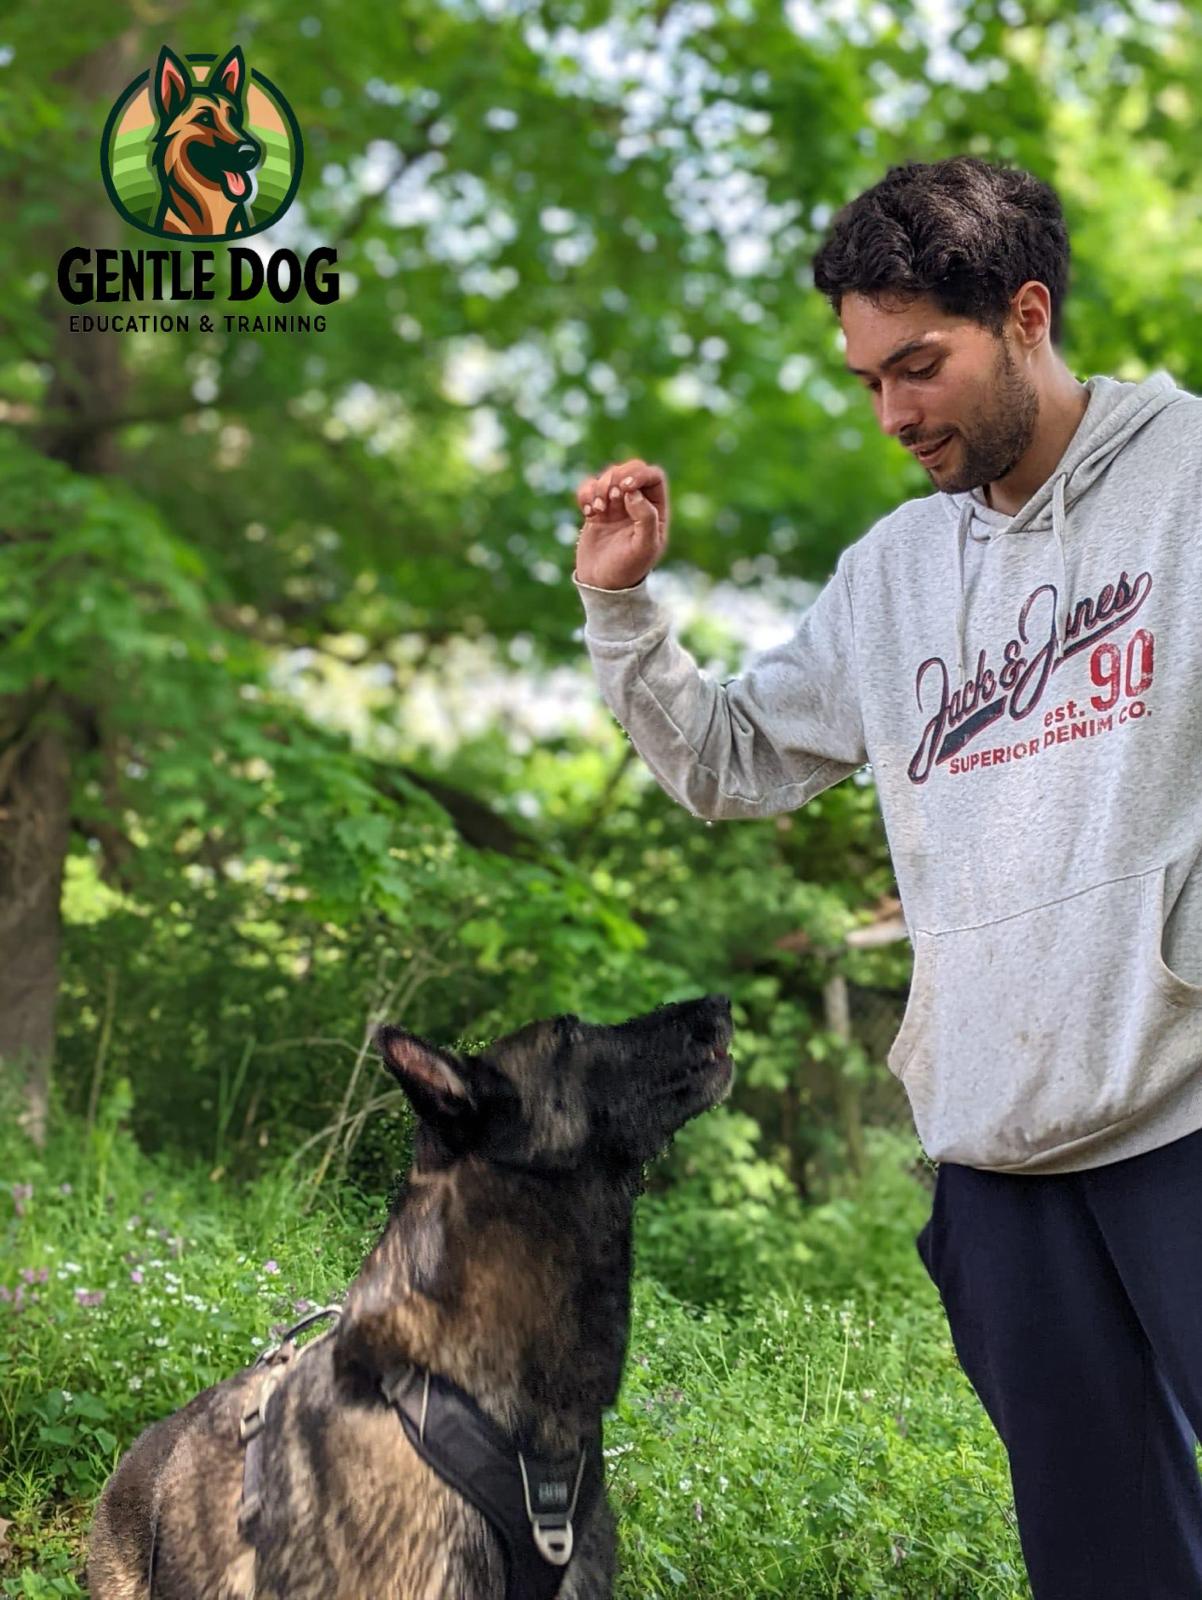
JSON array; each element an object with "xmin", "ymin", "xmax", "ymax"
[
  {"xmin": 154, "ymin": 46, "xmax": 191, "ymax": 123},
  {"xmin": 374, "ymin": 1025, "xmax": 476, "ymax": 1129},
  {"xmin": 209, "ymin": 46, "xmax": 246, "ymax": 109}
]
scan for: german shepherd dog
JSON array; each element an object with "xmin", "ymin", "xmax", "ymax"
[
  {"xmin": 151, "ymin": 45, "xmax": 261, "ymax": 238},
  {"xmin": 86, "ymin": 995, "xmax": 735, "ymax": 1599}
]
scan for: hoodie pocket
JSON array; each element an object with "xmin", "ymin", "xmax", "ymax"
[
  {"xmin": 887, "ymin": 934, "xmax": 934, "ymax": 1080},
  {"xmin": 1148, "ymin": 860, "xmax": 1202, "ymax": 1004},
  {"xmin": 886, "ymin": 862, "xmax": 1202, "ymax": 1169}
]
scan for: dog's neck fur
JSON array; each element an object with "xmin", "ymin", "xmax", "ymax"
[{"xmin": 336, "ymin": 1155, "xmax": 639, "ymax": 1459}]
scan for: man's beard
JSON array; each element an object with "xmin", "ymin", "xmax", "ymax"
[{"xmin": 947, "ymin": 339, "xmax": 1040, "ymax": 496}]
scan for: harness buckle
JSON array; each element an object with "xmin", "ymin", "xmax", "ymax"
[
  {"xmin": 240, "ymin": 1363, "xmax": 287, "ymax": 1443},
  {"xmin": 517, "ymin": 1449, "xmax": 587, "ymax": 1568}
]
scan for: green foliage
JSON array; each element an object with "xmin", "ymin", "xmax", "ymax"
[
  {"xmin": 0, "ymin": 1112, "xmax": 1029, "ymax": 1598},
  {"xmin": 637, "ymin": 1107, "xmax": 815, "ymax": 1306},
  {"xmin": 4, "ymin": 4, "xmax": 1198, "ymax": 1593},
  {"xmin": 609, "ymin": 1279, "xmax": 1027, "ymax": 1598}
]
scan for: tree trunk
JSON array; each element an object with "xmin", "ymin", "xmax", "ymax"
[
  {"xmin": 2, "ymin": 28, "xmax": 145, "ymax": 1142},
  {"xmin": 0, "ymin": 696, "xmax": 73, "ymax": 1142}
]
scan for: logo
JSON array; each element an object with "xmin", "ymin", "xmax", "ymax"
[
  {"xmin": 906, "ymin": 569, "xmax": 1155, "ymax": 783},
  {"xmin": 62, "ymin": 43, "xmax": 334, "ymax": 334},
  {"xmin": 101, "ymin": 45, "xmax": 302, "ymax": 241}
]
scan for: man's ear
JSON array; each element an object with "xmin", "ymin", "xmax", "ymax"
[{"xmin": 374, "ymin": 1025, "xmax": 476, "ymax": 1129}]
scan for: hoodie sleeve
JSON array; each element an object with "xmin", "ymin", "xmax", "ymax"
[{"xmin": 572, "ymin": 552, "xmax": 867, "ymax": 821}]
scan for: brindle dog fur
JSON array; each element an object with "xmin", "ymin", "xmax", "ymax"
[{"xmin": 86, "ymin": 994, "xmax": 735, "ymax": 1600}]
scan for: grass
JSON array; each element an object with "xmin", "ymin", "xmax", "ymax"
[{"xmin": 0, "ymin": 1109, "xmax": 1029, "ymax": 1598}]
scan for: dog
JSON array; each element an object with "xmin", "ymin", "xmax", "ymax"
[
  {"xmin": 151, "ymin": 45, "xmax": 261, "ymax": 238},
  {"xmin": 86, "ymin": 994, "xmax": 735, "ymax": 1599}
]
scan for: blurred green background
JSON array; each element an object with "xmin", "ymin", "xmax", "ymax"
[{"xmin": 3, "ymin": 0, "xmax": 1200, "ymax": 1592}]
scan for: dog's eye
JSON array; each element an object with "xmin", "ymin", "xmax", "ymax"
[{"xmin": 196, "ymin": 109, "xmax": 215, "ymax": 128}]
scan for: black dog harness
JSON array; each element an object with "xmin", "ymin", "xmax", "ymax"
[{"xmin": 237, "ymin": 1307, "xmax": 604, "ymax": 1600}]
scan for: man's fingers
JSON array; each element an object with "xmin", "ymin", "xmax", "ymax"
[
  {"xmin": 622, "ymin": 489, "xmax": 664, "ymax": 542},
  {"xmin": 578, "ymin": 478, "xmax": 608, "ymax": 516},
  {"xmin": 577, "ymin": 461, "xmax": 666, "ymax": 517},
  {"xmin": 614, "ymin": 461, "xmax": 660, "ymax": 493}
]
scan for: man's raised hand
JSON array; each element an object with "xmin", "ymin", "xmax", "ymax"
[{"xmin": 574, "ymin": 459, "xmax": 670, "ymax": 590}]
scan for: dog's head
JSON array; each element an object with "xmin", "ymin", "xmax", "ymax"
[
  {"xmin": 374, "ymin": 995, "xmax": 734, "ymax": 1178},
  {"xmin": 152, "ymin": 45, "xmax": 261, "ymax": 208}
]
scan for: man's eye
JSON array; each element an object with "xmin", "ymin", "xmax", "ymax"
[{"xmin": 866, "ymin": 363, "xmax": 938, "ymax": 393}]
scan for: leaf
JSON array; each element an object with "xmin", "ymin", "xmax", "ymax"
[
  {"xmin": 37, "ymin": 1424, "xmax": 76, "ymax": 1446},
  {"xmin": 68, "ymin": 1392, "xmax": 110, "ymax": 1420}
]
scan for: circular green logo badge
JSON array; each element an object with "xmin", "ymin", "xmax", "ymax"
[{"xmin": 101, "ymin": 46, "xmax": 303, "ymax": 241}]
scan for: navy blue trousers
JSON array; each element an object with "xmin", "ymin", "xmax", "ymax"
[{"xmin": 916, "ymin": 1124, "xmax": 1202, "ymax": 1599}]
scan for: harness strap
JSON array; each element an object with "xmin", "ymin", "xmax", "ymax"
[
  {"xmin": 232, "ymin": 1307, "xmax": 605, "ymax": 1600},
  {"xmin": 379, "ymin": 1362, "xmax": 604, "ymax": 1600},
  {"xmin": 237, "ymin": 1306, "xmax": 344, "ymax": 1544}
]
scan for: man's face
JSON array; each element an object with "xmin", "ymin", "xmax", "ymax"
[{"xmin": 840, "ymin": 291, "xmax": 1039, "ymax": 495}]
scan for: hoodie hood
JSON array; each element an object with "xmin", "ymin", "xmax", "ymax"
[{"xmin": 941, "ymin": 369, "xmax": 1185, "ymax": 684}]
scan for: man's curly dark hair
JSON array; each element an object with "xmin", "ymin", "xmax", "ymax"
[{"xmin": 811, "ymin": 155, "xmax": 1072, "ymax": 348}]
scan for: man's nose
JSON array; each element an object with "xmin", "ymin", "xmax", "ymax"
[{"xmin": 878, "ymin": 394, "xmax": 923, "ymax": 439}]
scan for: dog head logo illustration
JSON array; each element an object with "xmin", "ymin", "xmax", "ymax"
[
  {"xmin": 153, "ymin": 45, "xmax": 259, "ymax": 237},
  {"xmin": 101, "ymin": 47, "xmax": 303, "ymax": 241}
]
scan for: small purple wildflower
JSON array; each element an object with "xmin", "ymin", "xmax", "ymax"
[
  {"xmin": 75, "ymin": 1289, "xmax": 106, "ymax": 1308},
  {"xmin": 262, "ymin": 1259, "xmax": 279, "ymax": 1275},
  {"xmin": 19, "ymin": 1267, "xmax": 49, "ymax": 1285},
  {"xmin": 130, "ymin": 1268, "xmax": 144, "ymax": 1285},
  {"xmin": 293, "ymin": 1298, "xmax": 313, "ymax": 1314},
  {"xmin": 11, "ymin": 1183, "xmax": 32, "ymax": 1217}
]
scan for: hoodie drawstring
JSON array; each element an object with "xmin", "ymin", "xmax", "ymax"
[
  {"xmin": 953, "ymin": 471, "xmax": 1071, "ymax": 685},
  {"xmin": 1051, "ymin": 471, "xmax": 1070, "ymax": 659},
  {"xmin": 953, "ymin": 499, "xmax": 972, "ymax": 685}
]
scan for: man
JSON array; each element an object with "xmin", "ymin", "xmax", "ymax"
[{"xmin": 570, "ymin": 154, "xmax": 1202, "ymax": 1599}]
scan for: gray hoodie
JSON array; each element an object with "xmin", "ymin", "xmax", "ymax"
[{"xmin": 572, "ymin": 369, "xmax": 1202, "ymax": 1173}]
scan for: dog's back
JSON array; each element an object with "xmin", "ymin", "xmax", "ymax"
[{"xmin": 86, "ymin": 1370, "xmax": 256, "ymax": 1599}]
